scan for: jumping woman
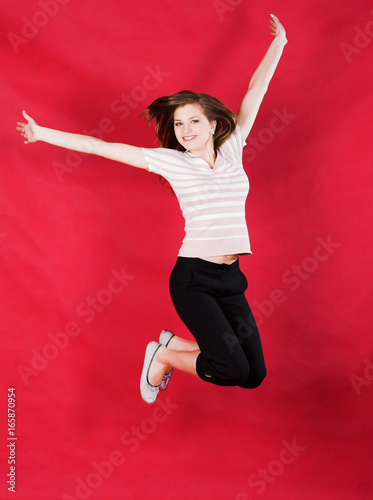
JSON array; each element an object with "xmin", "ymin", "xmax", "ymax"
[{"xmin": 17, "ymin": 14, "xmax": 287, "ymax": 403}]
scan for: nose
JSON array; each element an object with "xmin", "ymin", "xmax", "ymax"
[{"xmin": 182, "ymin": 123, "xmax": 192, "ymax": 134}]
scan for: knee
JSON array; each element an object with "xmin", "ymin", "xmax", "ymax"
[
  {"xmin": 221, "ymin": 361, "xmax": 250, "ymax": 387},
  {"xmin": 252, "ymin": 370, "xmax": 267, "ymax": 388},
  {"xmin": 243, "ymin": 365, "xmax": 267, "ymax": 389},
  {"xmin": 198, "ymin": 354, "xmax": 251, "ymax": 387}
]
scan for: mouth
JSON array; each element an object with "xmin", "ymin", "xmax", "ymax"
[{"xmin": 183, "ymin": 135, "xmax": 197, "ymax": 142}]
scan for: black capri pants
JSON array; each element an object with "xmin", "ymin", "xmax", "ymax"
[{"xmin": 169, "ymin": 257, "xmax": 266, "ymax": 389}]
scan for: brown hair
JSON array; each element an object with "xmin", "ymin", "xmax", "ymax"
[{"xmin": 143, "ymin": 90, "xmax": 237, "ymax": 153}]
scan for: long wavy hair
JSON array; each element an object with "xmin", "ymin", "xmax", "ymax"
[{"xmin": 143, "ymin": 90, "xmax": 237, "ymax": 153}]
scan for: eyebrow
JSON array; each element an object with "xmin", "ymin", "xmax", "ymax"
[{"xmin": 174, "ymin": 116, "xmax": 200, "ymax": 121}]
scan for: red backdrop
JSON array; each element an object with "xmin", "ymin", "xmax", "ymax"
[{"xmin": 1, "ymin": 1, "xmax": 372, "ymax": 499}]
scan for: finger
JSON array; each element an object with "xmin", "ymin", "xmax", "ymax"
[
  {"xmin": 22, "ymin": 110, "xmax": 32, "ymax": 122},
  {"xmin": 270, "ymin": 21, "xmax": 278, "ymax": 31}
]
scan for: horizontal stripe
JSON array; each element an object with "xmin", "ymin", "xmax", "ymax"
[
  {"xmin": 185, "ymin": 224, "xmax": 247, "ymax": 231},
  {"xmin": 175, "ymin": 182, "xmax": 249, "ymax": 194},
  {"xmin": 183, "ymin": 201, "xmax": 244, "ymax": 215},
  {"xmin": 187, "ymin": 212, "xmax": 245, "ymax": 222},
  {"xmin": 142, "ymin": 126, "xmax": 251, "ymax": 256},
  {"xmin": 181, "ymin": 191, "xmax": 248, "ymax": 202},
  {"xmin": 183, "ymin": 235, "xmax": 247, "ymax": 241}
]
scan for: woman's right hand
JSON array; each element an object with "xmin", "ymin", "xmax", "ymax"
[
  {"xmin": 15, "ymin": 110, "xmax": 148, "ymax": 169},
  {"xmin": 17, "ymin": 110, "xmax": 40, "ymax": 144}
]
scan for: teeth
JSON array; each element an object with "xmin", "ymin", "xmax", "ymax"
[{"xmin": 183, "ymin": 136, "xmax": 196, "ymax": 141}]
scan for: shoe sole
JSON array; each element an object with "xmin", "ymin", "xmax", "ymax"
[
  {"xmin": 140, "ymin": 342, "xmax": 161, "ymax": 404},
  {"xmin": 158, "ymin": 331, "xmax": 174, "ymax": 391}
]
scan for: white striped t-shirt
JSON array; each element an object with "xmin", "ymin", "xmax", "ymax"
[{"xmin": 141, "ymin": 125, "xmax": 251, "ymax": 258}]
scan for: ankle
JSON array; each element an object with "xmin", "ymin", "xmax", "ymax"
[
  {"xmin": 157, "ymin": 345, "xmax": 170, "ymax": 365},
  {"xmin": 166, "ymin": 335, "xmax": 178, "ymax": 349}
]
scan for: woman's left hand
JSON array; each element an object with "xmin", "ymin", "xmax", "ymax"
[{"xmin": 269, "ymin": 14, "xmax": 287, "ymax": 46}]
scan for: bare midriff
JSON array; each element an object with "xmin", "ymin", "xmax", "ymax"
[{"xmin": 200, "ymin": 254, "xmax": 239, "ymax": 265}]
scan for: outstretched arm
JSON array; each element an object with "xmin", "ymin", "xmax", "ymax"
[
  {"xmin": 237, "ymin": 14, "xmax": 287, "ymax": 141},
  {"xmin": 16, "ymin": 111, "xmax": 148, "ymax": 169}
]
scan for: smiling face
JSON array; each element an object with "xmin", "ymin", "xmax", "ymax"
[{"xmin": 173, "ymin": 103, "xmax": 216, "ymax": 153}]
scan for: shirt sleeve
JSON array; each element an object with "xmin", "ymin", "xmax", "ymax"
[
  {"xmin": 141, "ymin": 147, "xmax": 165, "ymax": 175},
  {"xmin": 141, "ymin": 147, "xmax": 184, "ymax": 185},
  {"xmin": 234, "ymin": 124, "xmax": 247, "ymax": 149},
  {"xmin": 142, "ymin": 147, "xmax": 185, "ymax": 174},
  {"xmin": 218, "ymin": 125, "xmax": 247, "ymax": 164}
]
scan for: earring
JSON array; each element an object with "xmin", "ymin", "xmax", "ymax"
[{"xmin": 212, "ymin": 129, "xmax": 215, "ymax": 135}]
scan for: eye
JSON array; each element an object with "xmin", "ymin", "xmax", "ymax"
[
  {"xmin": 174, "ymin": 122, "xmax": 182, "ymax": 126},
  {"xmin": 191, "ymin": 120, "xmax": 199, "ymax": 124}
]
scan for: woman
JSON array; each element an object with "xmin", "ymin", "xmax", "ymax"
[{"xmin": 17, "ymin": 14, "xmax": 287, "ymax": 404}]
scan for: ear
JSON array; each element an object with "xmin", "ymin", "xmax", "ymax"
[{"xmin": 210, "ymin": 119, "xmax": 217, "ymax": 133}]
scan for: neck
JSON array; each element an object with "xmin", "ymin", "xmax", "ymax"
[{"xmin": 187, "ymin": 138, "xmax": 216, "ymax": 168}]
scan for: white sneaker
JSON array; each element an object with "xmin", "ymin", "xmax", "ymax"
[
  {"xmin": 140, "ymin": 342, "xmax": 161, "ymax": 404},
  {"xmin": 158, "ymin": 330, "xmax": 174, "ymax": 391},
  {"xmin": 159, "ymin": 330, "xmax": 175, "ymax": 347}
]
